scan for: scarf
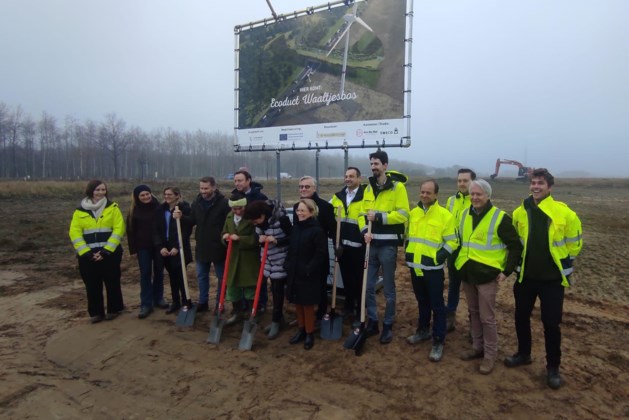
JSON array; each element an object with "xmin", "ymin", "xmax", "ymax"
[{"xmin": 81, "ymin": 197, "xmax": 107, "ymax": 219}]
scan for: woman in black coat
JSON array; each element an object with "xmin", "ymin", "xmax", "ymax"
[
  {"xmin": 127, "ymin": 184, "xmax": 166, "ymax": 319},
  {"xmin": 284, "ymin": 198, "xmax": 328, "ymax": 350},
  {"xmin": 153, "ymin": 187, "xmax": 192, "ymax": 314}
]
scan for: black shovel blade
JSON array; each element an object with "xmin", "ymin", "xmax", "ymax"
[
  {"xmin": 320, "ymin": 311, "xmax": 343, "ymax": 341},
  {"xmin": 206, "ymin": 315, "xmax": 226, "ymax": 344},
  {"xmin": 343, "ymin": 323, "xmax": 366, "ymax": 354},
  {"xmin": 176, "ymin": 303, "xmax": 196, "ymax": 329},
  {"xmin": 238, "ymin": 318, "xmax": 258, "ymax": 351}
]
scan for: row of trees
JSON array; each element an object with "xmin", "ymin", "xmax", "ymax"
[{"xmin": 0, "ymin": 102, "xmax": 449, "ymax": 181}]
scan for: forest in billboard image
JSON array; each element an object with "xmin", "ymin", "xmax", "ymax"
[{"xmin": 237, "ymin": 0, "xmax": 406, "ymax": 130}]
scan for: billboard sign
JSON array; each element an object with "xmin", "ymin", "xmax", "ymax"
[{"xmin": 234, "ymin": 0, "xmax": 412, "ymax": 151}]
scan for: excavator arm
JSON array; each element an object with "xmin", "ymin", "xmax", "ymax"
[{"xmin": 490, "ymin": 158, "xmax": 533, "ymax": 180}]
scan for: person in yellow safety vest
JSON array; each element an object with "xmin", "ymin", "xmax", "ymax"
[
  {"xmin": 444, "ymin": 168, "xmax": 476, "ymax": 332},
  {"xmin": 359, "ymin": 150, "xmax": 410, "ymax": 344},
  {"xmin": 456, "ymin": 179, "xmax": 523, "ymax": 375},
  {"xmin": 69, "ymin": 180, "xmax": 126, "ymax": 324},
  {"xmin": 405, "ymin": 179, "xmax": 459, "ymax": 362},
  {"xmin": 330, "ymin": 167, "xmax": 366, "ymax": 323},
  {"xmin": 504, "ymin": 168, "xmax": 583, "ymax": 390}
]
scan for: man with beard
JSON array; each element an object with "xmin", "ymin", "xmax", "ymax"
[
  {"xmin": 359, "ymin": 150, "xmax": 410, "ymax": 344},
  {"xmin": 174, "ymin": 177, "xmax": 230, "ymax": 312}
]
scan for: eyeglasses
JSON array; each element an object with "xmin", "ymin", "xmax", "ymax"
[{"xmin": 298, "ymin": 185, "xmax": 312, "ymax": 190}]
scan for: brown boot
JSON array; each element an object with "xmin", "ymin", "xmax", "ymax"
[
  {"xmin": 479, "ymin": 358, "xmax": 496, "ymax": 375},
  {"xmin": 460, "ymin": 348, "xmax": 484, "ymax": 361}
]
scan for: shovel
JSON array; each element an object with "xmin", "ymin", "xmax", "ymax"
[
  {"xmin": 175, "ymin": 207, "xmax": 196, "ymax": 329},
  {"xmin": 321, "ymin": 206, "xmax": 343, "ymax": 340},
  {"xmin": 238, "ymin": 241, "xmax": 270, "ymax": 351},
  {"xmin": 344, "ymin": 221, "xmax": 371, "ymax": 355},
  {"xmin": 207, "ymin": 238, "xmax": 233, "ymax": 344}
]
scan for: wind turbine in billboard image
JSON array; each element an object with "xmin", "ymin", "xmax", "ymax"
[{"xmin": 326, "ymin": 2, "xmax": 374, "ymax": 96}]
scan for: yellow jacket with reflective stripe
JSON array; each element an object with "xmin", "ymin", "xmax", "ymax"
[
  {"xmin": 445, "ymin": 192, "xmax": 471, "ymax": 224},
  {"xmin": 69, "ymin": 201, "xmax": 126, "ymax": 256},
  {"xmin": 512, "ymin": 195, "xmax": 582, "ymax": 287},
  {"xmin": 359, "ymin": 171, "xmax": 410, "ymax": 246},
  {"xmin": 455, "ymin": 206, "xmax": 508, "ymax": 271},
  {"xmin": 330, "ymin": 185, "xmax": 365, "ymax": 248},
  {"xmin": 405, "ymin": 201, "xmax": 458, "ymax": 276}
]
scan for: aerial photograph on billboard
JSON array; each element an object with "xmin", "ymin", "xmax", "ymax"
[{"xmin": 234, "ymin": 0, "xmax": 411, "ymax": 150}]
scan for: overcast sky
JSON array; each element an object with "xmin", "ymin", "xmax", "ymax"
[{"xmin": 1, "ymin": 0, "xmax": 628, "ymax": 177}]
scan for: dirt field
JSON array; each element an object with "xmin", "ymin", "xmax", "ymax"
[{"xmin": 0, "ymin": 178, "xmax": 627, "ymax": 419}]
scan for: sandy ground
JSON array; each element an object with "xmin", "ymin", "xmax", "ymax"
[{"xmin": 0, "ymin": 178, "xmax": 628, "ymax": 419}]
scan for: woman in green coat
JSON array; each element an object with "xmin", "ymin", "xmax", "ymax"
[{"xmin": 221, "ymin": 192, "xmax": 260, "ymax": 324}]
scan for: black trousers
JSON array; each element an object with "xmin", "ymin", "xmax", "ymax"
[
  {"xmin": 270, "ymin": 277, "xmax": 286, "ymax": 322},
  {"xmin": 338, "ymin": 245, "xmax": 365, "ymax": 317},
  {"xmin": 163, "ymin": 255, "xmax": 187, "ymax": 306},
  {"xmin": 79, "ymin": 248, "xmax": 124, "ymax": 317},
  {"xmin": 513, "ymin": 278, "xmax": 565, "ymax": 368}
]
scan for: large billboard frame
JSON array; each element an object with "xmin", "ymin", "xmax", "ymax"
[{"xmin": 233, "ymin": 0, "xmax": 414, "ymax": 153}]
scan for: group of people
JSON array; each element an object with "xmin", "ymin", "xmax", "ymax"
[
  {"xmin": 69, "ymin": 150, "xmax": 582, "ymax": 389},
  {"xmin": 402, "ymin": 166, "xmax": 582, "ymax": 390}
]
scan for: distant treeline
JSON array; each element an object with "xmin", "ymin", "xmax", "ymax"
[{"xmin": 0, "ymin": 102, "xmax": 459, "ymax": 181}]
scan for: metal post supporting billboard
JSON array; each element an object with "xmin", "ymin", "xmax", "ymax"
[
  {"xmin": 315, "ymin": 150, "xmax": 320, "ymax": 186},
  {"xmin": 276, "ymin": 150, "xmax": 281, "ymax": 202}
]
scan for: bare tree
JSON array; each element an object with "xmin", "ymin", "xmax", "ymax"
[
  {"xmin": 20, "ymin": 116, "xmax": 36, "ymax": 178},
  {"xmin": 96, "ymin": 113, "xmax": 130, "ymax": 180},
  {"xmin": 6, "ymin": 106, "xmax": 24, "ymax": 178},
  {"xmin": 0, "ymin": 103, "xmax": 8, "ymax": 177},
  {"xmin": 38, "ymin": 112, "xmax": 57, "ymax": 178}
]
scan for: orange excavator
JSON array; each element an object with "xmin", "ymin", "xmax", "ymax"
[{"xmin": 490, "ymin": 159, "xmax": 534, "ymax": 181}]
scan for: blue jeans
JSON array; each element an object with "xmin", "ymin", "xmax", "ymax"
[
  {"xmin": 137, "ymin": 248, "xmax": 164, "ymax": 308},
  {"xmin": 366, "ymin": 244, "xmax": 397, "ymax": 326},
  {"xmin": 410, "ymin": 268, "xmax": 446, "ymax": 342},
  {"xmin": 196, "ymin": 261, "xmax": 224, "ymax": 306},
  {"xmin": 446, "ymin": 254, "xmax": 461, "ymax": 314}
]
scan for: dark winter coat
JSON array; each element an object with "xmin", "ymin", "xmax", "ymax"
[
  {"xmin": 284, "ymin": 217, "xmax": 328, "ymax": 305},
  {"xmin": 126, "ymin": 197, "xmax": 160, "ymax": 254},
  {"xmin": 232, "ymin": 181, "xmax": 268, "ymax": 204},
  {"xmin": 153, "ymin": 201, "xmax": 193, "ymax": 265},
  {"xmin": 293, "ymin": 192, "xmax": 336, "ymax": 277},
  {"xmin": 222, "ymin": 212, "xmax": 260, "ymax": 288},
  {"xmin": 185, "ymin": 191, "xmax": 230, "ymax": 263}
]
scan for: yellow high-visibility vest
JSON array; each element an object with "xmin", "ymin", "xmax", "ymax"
[{"xmin": 455, "ymin": 206, "xmax": 507, "ymax": 271}]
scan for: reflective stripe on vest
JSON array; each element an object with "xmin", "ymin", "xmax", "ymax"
[
  {"xmin": 459, "ymin": 208, "xmax": 507, "ymax": 251},
  {"xmin": 406, "ymin": 261, "xmax": 445, "ymax": 270},
  {"xmin": 371, "ymin": 233, "xmax": 400, "ymax": 240},
  {"xmin": 342, "ymin": 239, "xmax": 363, "ymax": 248},
  {"xmin": 408, "ymin": 237, "xmax": 441, "ymax": 249},
  {"xmin": 83, "ymin": 227, "xmax": 113, "ymax": 234}
]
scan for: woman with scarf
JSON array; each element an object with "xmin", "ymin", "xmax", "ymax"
[
  {"xmin": 153, "ymin": 187, "xmax": 193, "ymax": 314},
  {"xmin": 127, "ymin": 184, "xmax": 167, "ymax": 319},
  {"xmin": 284, "ymin": 198, "xmax": 328, "ymax": 350},
  {"xmin": 69, "ymin": 180, "xmax": 125, "ymax": 323}
]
